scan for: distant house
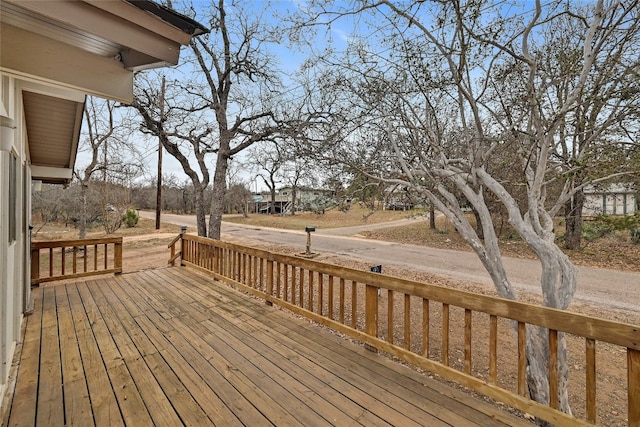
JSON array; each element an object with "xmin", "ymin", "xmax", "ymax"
[
  {"xmin": 583, "ymin": 184, "xmax": 638, "ymax": 216},
  {"xmin": 383, "ymin": 185, "xmax": 416, "ymax": 211},
  {"xmin": 279, "ymin": 186, "xmax": 336, "ymax": 213},
  {"xmin": 0, "ymin": 0, "xmax": 205, "ymax": 404}
]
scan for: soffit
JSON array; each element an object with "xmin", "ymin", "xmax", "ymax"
[{"xmin": 23, "ymin": 91, "xmax": 83, "ymax": 170}]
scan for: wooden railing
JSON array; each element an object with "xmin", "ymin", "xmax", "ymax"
[
  {"xmin": 169, "ymin": 234, "xmax": 640, "ymax": 427},
  {"xmin": 31, "ymin": 237, "xmax": 123, "ymax": 285}
]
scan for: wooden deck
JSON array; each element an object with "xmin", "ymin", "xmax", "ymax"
[{"xmin": 4, "ymin": 267, "xmax": 531, "ymax": 426}]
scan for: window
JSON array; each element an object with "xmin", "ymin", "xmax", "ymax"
[
  {"xmin": 9, "ymin": 152, "xmax": 16, "ymax": 243},
  {"xmin": 1, "ymin": 76, "xmax": 9, "ymax": 116}
]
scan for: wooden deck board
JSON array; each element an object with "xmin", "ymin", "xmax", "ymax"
[
  {"xmin": 6, "ymin": 280, "xmax": 43, "ymax": 427},
  {"xmin": 5, "ymin": 267, "xmax": 531, "ymax": 427},
  {"xmin": 66, "ymin": 284, "xmax": 123, "ymax": 427}
]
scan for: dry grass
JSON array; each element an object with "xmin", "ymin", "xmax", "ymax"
[
  {"xmin": 362, "ymin": 217, "xmax": 640, "ymax": 273},
  {"xmin": 223, "ymin": 204, "xmax": 424, "ymax": 230}
]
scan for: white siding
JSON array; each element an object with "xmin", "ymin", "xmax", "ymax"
[{"xmin": 0, "ymin": 75, "xmax": 27, "ymax": 403}]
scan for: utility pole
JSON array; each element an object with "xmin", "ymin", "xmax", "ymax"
[{"xmin": 155, "ymin": 75, "xmax": 166, "ymax": 230}]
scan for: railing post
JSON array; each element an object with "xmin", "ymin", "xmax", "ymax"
[
  {"xmin": 170, "ymin": 241, "xmax": 176, "ymax": 267},
  {"xmin": 629, "ymin": 348, "xmax": 640, "ymax": 427},
  {"xmin": 114, "ymin": 239, "xmax": 122, "ymax": 274},
  {"xmin": 30, "ymin": 248, "xmax": 40, "ymax": 287},
  {"xmin": 365, "ymin": 284, "xmax": 378, "ymax": 352},
  {"xmin": 180, "ymin": 235, "xmax": 185, "ymax": 266},
  {"xmin": 265, "ymin": 257, "xmax": 274, "ymax": 306}
]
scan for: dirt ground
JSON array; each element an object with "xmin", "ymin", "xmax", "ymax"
[{"xmin": 34, "ymin": 214, "xmax": 638, "ymax": 425}]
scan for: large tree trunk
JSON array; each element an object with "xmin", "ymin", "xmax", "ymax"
[
  {"xmin": 471, "ymin": 207, "xmax": 484, "ymax": 240},
  {"xmin": 429, "ymin": 204, "xmax": 436, "ymax": 229},
  {"xmin": 525, "ymin": 238, "xmax": 577, "ymax": 421},
  {"xmin": 526, "ymin": 327, "xmax": 572, "ymax": 426},
  {"xmin": 194, "ymin": 184, "xmax": 207, "ymax": 237},
  {"xmin": 208, "ymin": 147, "xmax": 230, "ymax": 240},
  {"xmin": 564, "ymin": 188, "xmax": 584, "ymax": 250},
  {"xmin": 270, "ymin": 188, "xmax": 277, "ymax": 214},
  {"xmin": 291, "ymin": 187, "xmax": 297, "ymax": 215}
]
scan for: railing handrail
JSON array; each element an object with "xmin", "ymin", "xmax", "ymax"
[
  {"xmin": 178, "ymin": 234, "xmax": 639, "ymax": 350},
  {"xmin": 171, "ymin": 233, "xmax": 640, "ymax": 426},
  {"xmin": 31, "ymin": 237, "xmax": 123, "ymax": 249},
  {"xmin": 31, "ymin": 236, "xmax": 123, "ymax": 285}
]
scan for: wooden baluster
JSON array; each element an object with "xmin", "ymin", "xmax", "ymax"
[
  {"xmin": 253, "ymin": 255, "xmax": 258, "ymax": 289},
  {"xmin": 518, "ymin": 322, "xmax": 527, "ymax": 397},
  {"xmin": 317, "ymin": 273, "xmax": 323, "ymax": 315},
  {"xmin": 629, "ymin": 348, "xmax": 640, "ymax": 427},
  {"xmin": 283, "ymin": 264, "xmax": 289, "ymax": 301},
  {"xmin": 93, "ymin": 244, "xmax": 98, "ymax": 271},
  {"xmin": 340, "ymin": 278, "xmax": 345, "ymax": 324},
  {"xmin": 308, "ymin": 270, "xmax": 314, "ymax": 312},
  {"xmin": 442, "ymin": 303, "xmax": 449, "ymax": 366},
  {"xmin": 266, "ymin": 258, "xmax": 273, "ymax": 306},
  {"xmin": 83, "ymin": 245, "xmax": 87, "ymax": 273},
  {"xmin": 549, "ymin": 329, "xmax": 559, "ymax": 410},
  {"xmin": 464, "ymin": 309, "xmax": 472, "ymax": 375},
  {"xmin": 245, "ymin": 255, "xmax": 250, "ymax": 286},
  {"xmin": 365, "ymin": 284, "xmax": 378, "ymax": 352},
  {"xmin": 422, "ymin": 299, "xmax": 429, "ymax": 357},
  {"xmin": 586, "ymin": 338, "xmax": 596, "ymax": 424},
  {"xmin": 104, "ymin": 243, "xmax": 108, "ymax": 269},
  {"xmin": 404, "ymin": 294, "xmax": 411, "ymax": 350},
  {"xmin": 49, "ymin": 247, "xmax": 54, "ymax": 277},
  {"xmin": 351, "ymin": 282, "xmax": 357, "ymax": 329},
  {"xmin": 259, "ymin": 258, "xmax": 264, "ymax": 291},
  {"xmin": 299, "ymin": 269, "xmax": 305, "ymax": 307},
  {"xmin": 242, "ymin": 253, "xmax": 247, "ymax": 284},
  {"xmin": 72, "ymin": 246, "xmax": 77, "ymax": 274},
  {"xmin": 489, "ymin": 315, "xmax": 498, "ymax": 385},
  {"xmin": 290, "ymin": 267, "xmax": 297, "ymax": 305},
  {"xmin": 388, "ymin": 290, "xmax": 394, "ymax": 345},
  {"xmin": 276, "ymin": 262, "xmax": 281, "ymax": 298},
  {"xmin": 328, "ymin": 275, "xmax": 334, "ymax": 320},
  {"xmin": 61, "ymin": 246, "xmax": 66, "ymax": 276}
]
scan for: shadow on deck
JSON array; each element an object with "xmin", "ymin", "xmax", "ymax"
[{"xmin": 3, "ymin": 267, "xmax": 529, "ymax": 426}]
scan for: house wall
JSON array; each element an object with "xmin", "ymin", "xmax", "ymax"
[
  {"xmin": 0, "ymin": 74, "xmax": 29, "ymax": 403},
  {"xmin": 584, "ymin": 192, "xmax": 638, "ymax": 216}
]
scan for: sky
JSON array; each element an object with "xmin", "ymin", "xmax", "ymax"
[
  {"xmin": 77, "ymin": 0, "xmax": 356, "ymax": 191},
  {"xmin": 75, "ymin": 0, "xmax": 544, "ymax": 191}
]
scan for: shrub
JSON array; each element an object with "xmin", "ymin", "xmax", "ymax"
[{"xmin": 122, "ymin": 208, "xmax": 139, "ymax": 228}]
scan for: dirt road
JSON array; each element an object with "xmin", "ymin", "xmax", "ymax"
[{"xmin": 142, "ymin": 211, "xmax": 640, "ymax": 314}]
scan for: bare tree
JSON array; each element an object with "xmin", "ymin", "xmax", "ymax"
[
  {"xmin": 292, "ymin": 0, "xmax": 640, "ymax": 420},
  {"xmin": 75, "ymin": 98, "xmax": 140, "ymax": 237},
  {"xmin": 186, "ymin": 0, "xmax": 289, "ymax": 238},
  {"xmin": 131, "ymin": 72, "xmax": 213, "ymax": 236}
]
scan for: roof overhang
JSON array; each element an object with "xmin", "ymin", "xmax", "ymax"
[{"xmin": 0, "ymin": 0, "xmax": 207, "ymax": 184}]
